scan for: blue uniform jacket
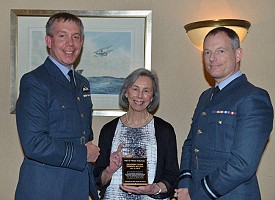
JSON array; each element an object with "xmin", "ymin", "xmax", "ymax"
[
  {"xmin": 178, "ymin": 75, "xmax": 273, "ymax": 199},
  {"xmin": 15, "ymin": 58, "xmax": 99, "ymax": 200}
]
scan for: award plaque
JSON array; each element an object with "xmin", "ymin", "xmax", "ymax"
[{"xmin": 122, "ymin": 158, "xmax": 148, "ymax": 186}]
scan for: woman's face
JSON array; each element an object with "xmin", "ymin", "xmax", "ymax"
[{"xmin": 126, "ymin": 76, "xmax": 153, "ymax": 113}]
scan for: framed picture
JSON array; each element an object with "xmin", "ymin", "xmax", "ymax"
[{"xmin": 10, "ymin": 9, "xmax": 152, "ymax": 116}]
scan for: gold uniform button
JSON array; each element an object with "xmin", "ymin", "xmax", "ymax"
[{"xmin": 197, "ymin": 129, "xmax": 203, "ymax": 134}]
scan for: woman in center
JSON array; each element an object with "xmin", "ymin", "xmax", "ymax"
[{"xmin": 94, "ymin": 68, "xmax": 179, "ymax": 199}]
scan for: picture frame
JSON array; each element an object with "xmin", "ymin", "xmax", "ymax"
[{"xmin": 10, "ymin": 9, "xmax": 152, "ymax": 116}]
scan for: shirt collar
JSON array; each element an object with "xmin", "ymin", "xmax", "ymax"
[
  {"xmin": 48, "ymin": 56, "xmax": 74, "ymax": 80},
  {"xmin": 216, "ymin": 71, "xmax": 242, "ymax": 90}
]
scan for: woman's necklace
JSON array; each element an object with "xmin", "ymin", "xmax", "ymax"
[{"xmin": 124, "ymin": 112, "xmax": 151, "ymax": 128}]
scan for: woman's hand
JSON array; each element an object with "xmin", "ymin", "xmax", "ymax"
[
  {"xmin": 106, "ymin": 143, "xmax": 124, "ymax": 173},
  {"xmin": 101, "ymin": 143, "xmax": 124, "ymax": 185},
  {"xmin": 120, "ymin": 183, "xmax": 163, "ymax": 195}
]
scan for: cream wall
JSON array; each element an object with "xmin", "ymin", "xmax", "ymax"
[{"xmin": 1, "ymin": 0, "xmax": 274, "ymax": 199}]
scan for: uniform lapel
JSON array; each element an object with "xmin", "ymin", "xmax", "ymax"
[
  {"xmin": 205, "ymin": 74, "xmax": 247, "ymax": 108},
  {"xmin": 44, "ymin": 58, "xmax": 76, "ymax": 92},
  {"xmin": 74, "ymin": 72, "xmax": 83, "ymax": 94}
]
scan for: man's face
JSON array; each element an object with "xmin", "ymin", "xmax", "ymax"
[
  {"xmin": 203, "ymin": 32, "xmax": 242, "ymax": 83},
  {"xmin": 45, "ymin": 20, "xmax": 83, "ymax": 68}
]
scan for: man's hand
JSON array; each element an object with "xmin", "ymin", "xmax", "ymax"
[
  {"xmin": 175, "ymin": 188, "xmax": 191, "ymax": 200},
  {"xmin": 85, "ymin": 141, "xmax": 100, "ymax": 163}
]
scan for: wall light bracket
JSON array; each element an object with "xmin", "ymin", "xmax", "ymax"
[{"xmin": 184, "ymin": 19, "xmax": 251, "ymax": 50}]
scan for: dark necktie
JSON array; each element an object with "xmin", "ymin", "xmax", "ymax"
[
  {"xmin": 211, "ymin": 86, "xmax": 220, "ymax": 100},
  {"xmin": 68, "ymin": 70, "xmax": 76, "ymax": 90}
]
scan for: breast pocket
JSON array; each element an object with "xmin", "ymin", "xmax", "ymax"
[
  {"xmin": 48, "ymin": 98, "xmax": 75, "ymax": 133},
  {"xmin": 207, "ymin": 114, "xmax": 237, "ymax": 152}
]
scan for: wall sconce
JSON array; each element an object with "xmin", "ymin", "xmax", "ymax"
[{"xmin": 184, "ymin": 19, "xmax": 251, "ymax": 50}]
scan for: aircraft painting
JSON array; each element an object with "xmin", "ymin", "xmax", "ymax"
[{"xmin": 94, "ymin": 45, "xmax": 113, "ymax": 57}]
